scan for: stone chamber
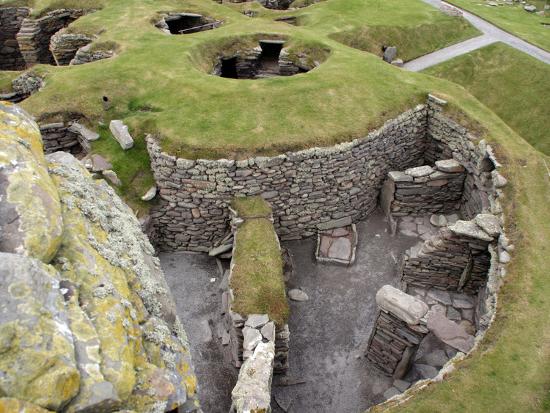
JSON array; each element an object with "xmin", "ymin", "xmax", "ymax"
[
  {"xmin": 138, "ymin": 95, "xmax": 510, "ymax": 412},
  {"xmin": 155, "ymin": 12, "xmax": 223, "ymax": 35},
  {"xmin": 0, "ymin": 88, "xmax": 512, "ymax": 412},
  {"xmin": 206, "ymin": 37, "xmax": 328, "ymax": 79}
]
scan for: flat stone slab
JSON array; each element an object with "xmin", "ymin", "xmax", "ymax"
[
  {"xmin": 109, "ymin": 120, "xmax": 134, "ymax": 150},
  {"xmin": 315, "ymin": 224, "xmax": 357, "ymax": 266},
  {"xmin": 376, "ymin": 285, "xmax": 429, "ymax": 325},
  {"xmin": 435, "ymin": 159, "xmax": 464, "ymax": 173},
  {"xmin": 288, "ymin": 288, "xmax": 309, "ymax": 302},
  {"xmin": 449, "ymin": 220, "xmax": 493, "ymax": 242},
  {"xmin": 69, "ymin": 122, "xmax": 100, "ymax": 141},
  {"xmin": 90, "ymin": 154, "xmax": 112, "ymax": 172},
  {"xmin": 405, "ymin": 165, "xmax": 433, "ymax": 178},
  {"xmin": 426, "ymin": 311, "xmax": 475, "ymax": 353}
]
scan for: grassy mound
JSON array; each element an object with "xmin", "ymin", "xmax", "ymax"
[
  {"xmin": 425, "ymin": 42, "xmax": 550, "ymax": 155},
  {"xmin": 447, "ymin": 0, "xmax": 550, "ymax": 51},
  {"xmin": 331, "ymin": 19, "xmax": 479, "ymax": 62},
  {"xmin": 230, "ymin": 197, "xmax": 289, "ymax": 326}
]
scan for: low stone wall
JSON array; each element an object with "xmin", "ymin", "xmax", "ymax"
[
  {"xmin": 39, "ymin": 122, "xmax": 88, "ymax": 155},
  {"xmin": 400, "ymin": 216, "xmax": 499, "ymax": 295},
  {"xmin": 148, "ymin": 105, "xmax": 428, "ymax": 251},
  {"xmin": 17, "ymin": 9, "xmax": 85, "ymax": 66},
  {"xmin": 222, "ymin": 202, "xmax": 290, "ymax": 373},
  {"xmin": 70, "ymin": 43, "xmax": 115, "ymax": 65},
  {"xmin": 366, "ymin": 286, "xmax": 429, "ymax": 378},
  {"xmin": 0, "ymin": 7, "xmax": 30, "ymax": 70},
  {"xmin": 50, "ymin": 30, "xmax": 92, "ymax": 65},
  {"xmin": 380, "ymin": 159, "xmax": 466, "ymax": 219}
]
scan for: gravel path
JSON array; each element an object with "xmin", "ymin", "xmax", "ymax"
[{"xmin": 404, "ymin": 0, "xmax": 550, "ymax": 71}]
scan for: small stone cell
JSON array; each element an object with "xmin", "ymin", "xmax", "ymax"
[{"xmin": 156, "ymin": 13, "xmax": 222, "ymax": 35}]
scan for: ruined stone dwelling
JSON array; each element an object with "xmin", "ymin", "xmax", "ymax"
[{"xmin": 0, "ymin": 92, "xmax": 512, "ymax": 413}]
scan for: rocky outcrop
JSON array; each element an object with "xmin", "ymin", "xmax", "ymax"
[{"xmin": 0, "ymin": 102, "xmax": 200, "ymax": 412}]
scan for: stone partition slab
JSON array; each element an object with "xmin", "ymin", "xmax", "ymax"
[
  {"xmin": 0, "ymin": 7, "xmax": 30, "ymax": 70},
  {"xmin": 148, "ymin": 105, "xmax": 429, "ymax": 251}
]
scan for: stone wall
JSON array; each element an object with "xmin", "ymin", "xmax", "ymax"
[
  {"xmin": 366, "ymin": 286, "xmax": 429, "ymax": 378},
  {"xmin": 17, "ymin": 9, "xmax": 85, "ymax": 66},
  {"xmin": 148, "ymin": 105, "xmax": 429, "ymax": 251},
  {"xmin": 49, "ymin": 30, "xmax": 92, "ymax": 65},
  {"xmin": 380, "ymin": 159, "xmax": 466, "ymax": 219},
  {"xmin": 400, "ymin": 216, "xmax": 496, "ymax": 294},
  {"xmin": 222, "ymin": 201, "xmax": 290, "ymax": 373},
  {"xmin": 0, "ymin": 7, "xmax": 30, "ymax": 70},
  {"xmin": 70, "ymin": 43, "xmax": 115, "ymax": 65},
  {"xmin": 39, "ymin": 122, "xmax": 88, "ymax": 155}
]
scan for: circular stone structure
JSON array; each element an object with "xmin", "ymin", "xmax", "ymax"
[
  {"xmin": 155, "ymin": 12, "xmax": 222, "ymax": 35},
  {"xmin": 205, "ymin": 37, "xmax": 329, "ymax": 79}
]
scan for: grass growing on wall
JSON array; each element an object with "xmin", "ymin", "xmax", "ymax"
[
  {"xmin": 230, "ymin": 197, "xmax": 289, "ymax": 326},
  {"xmin": 425, "ymin": 43, "xmax": 550, "ymax": 155}
]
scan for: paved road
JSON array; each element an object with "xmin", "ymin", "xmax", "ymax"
[{"xmin": 404, "ymin": 0, "xmax": 550, "ymax": 71}]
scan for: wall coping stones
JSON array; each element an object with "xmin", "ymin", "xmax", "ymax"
[
  {"xmin": 376, "ymin": 285, "xmax": 429, "ymax": 325},
  {"xmin": 449, "ymin": 220, "xmax": 494, "ymax": 242},
  {"xmin": 405, "ymin": 165, "xmax": 434, "ymax": 178},
  {"xmin": 435, "ymin": 159, "xmax": 464, "ymax": 173}
]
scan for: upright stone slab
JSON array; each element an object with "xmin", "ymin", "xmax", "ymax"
[
  {"xmin": 109, "ymin": 120, "xmax": 134, "ymax": 150},
  {"xmin": 366, "ymin": 286, "xmax": 429, "ymax": 378}
]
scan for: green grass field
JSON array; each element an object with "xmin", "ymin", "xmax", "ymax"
[
  {"xmin": 425, "ymin": 42, "xmax": 550, "ymax": 155},
  {"xmin": 448, "ymin": 0, "xmax": 550, "ymax": 51}
]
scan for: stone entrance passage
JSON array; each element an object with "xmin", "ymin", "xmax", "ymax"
[{"xmin": 258, "ymin": 40, "xmax": 284, "ymax": 76}]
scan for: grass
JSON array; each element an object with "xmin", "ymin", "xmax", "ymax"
[
  {"xmin": 372, "ymin": 97, "xmax": 550, "ymax": 413},
  {"xmin": 230, "ymin": 197, "xmax": 289, "ymax": 325},
  {"xmin": 425, "ymin": 42, "xmax": 550, "ymax": 155},
  {"xmin": 331, "ymin": 18, "xmax": 480, "ymax": 62},
  {"xmin": 447, "ymin": 0, "xmax": 550, "ymax": 51},
  {"xmin": 0, "ymin": 72, "xmax": 16, "ymax": 93},
  {"xmin": 12, "ymin": 0, "xmax": 481, "ymax": 160}
]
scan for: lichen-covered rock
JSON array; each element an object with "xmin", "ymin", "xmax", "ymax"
[
  {"xmin": 0, "ymin": 103, "xmax": 200, "ymax": 412},
  {"xmin": 0, "ymin": 102, "xmax": 63, "ymax": 262},
  {"xmin": 0, "ymin": 398, "xmax": 51, "ymax": 413},
  {"xmin": 46, "ymin": 151, "xmax": 200, "ymax": 412},
  {"xmin": 0, "ymin": 252, "xmax": 79, "ymax": 410}
]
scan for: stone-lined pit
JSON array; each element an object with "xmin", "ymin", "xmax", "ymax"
[
  {"xmin": 156, "ymin": 13, "xmax": 222, "ymax": 35},
  {"xmin": 208, "ymin": 38, "xmax": 327, "ymax": 79}
]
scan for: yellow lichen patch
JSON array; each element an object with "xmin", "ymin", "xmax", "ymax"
[
  {"xmin": 0, "ymin": 398, "xmax": 52, "ymax": 413},
  {"xmin": 0, "ymin": 103, "xmax": 63, "ymax": 263}
]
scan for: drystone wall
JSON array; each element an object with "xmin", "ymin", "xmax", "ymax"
[
  {"xmin": 0, "ymin": 102, "xmax": 201, "ymax": 412},
  {"xmin": 380, "ymin": 159, "xmax": 466, "ymax": 218},
  {"xmin": 148, "ymin": 105, "xmax": 429, "ymax": 251},
  {"xmin": 49, "ymin": 30, "xmax": 92, "ymax": 65},
  {"xmin": 222, "ymin": 203, "xmax": 290, "ymax": 373},
  {"xmin": 17, "ymin": 9, "xmax": 85, "ymax": 66},
  {"xmin": 0, "ymin": 7, "xmax": 30, "ymax": 70},
  {"xmin": 70, "ymin": 43, "xmax": 115, "ymax": 65},
  {"xmin": 39, "ymin": 122, "xmax": 89, "ymax": 154},
  {"xmin": 401, "ymin": 216, "xmax": 495, "ymax": 294}
]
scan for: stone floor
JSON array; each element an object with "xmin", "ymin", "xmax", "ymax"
[
  {"xmin": 159, "ymin": 210, "xmax": 455, "ymax": 413},
  {"xmin": 160, "ymin": 252, "xmax": 237, "ymax": 413},
  {"xmin": 272, "ymin": 210, "xmax": 419, "ymax": 413},
  {"xmin": 396, "ymin": 213, "xmax": 460, "ymax": 240}
]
